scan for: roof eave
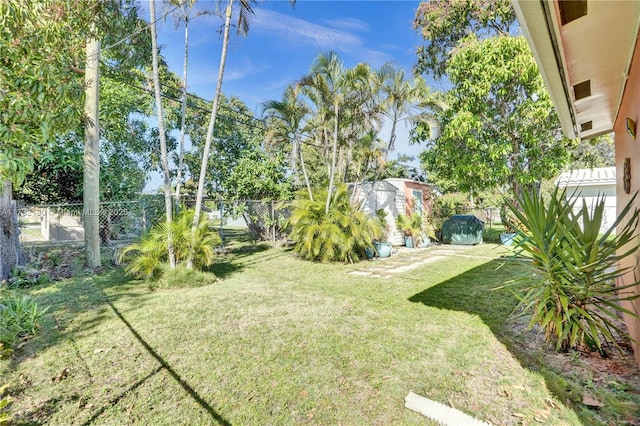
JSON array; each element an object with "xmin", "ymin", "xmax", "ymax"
[{"xmin": 513, "ymin": 0, "xmax": 578, "ymax": 139}]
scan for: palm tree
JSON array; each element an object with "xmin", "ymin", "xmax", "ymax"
[
  {"xmin": 149, "ymin": 0, "xmax": 176, "ymax": 268},
  {"xmin": 299, "ymin": 52, "xmax": 372, "ymax": 214},
  {"xmin": 261, "ymin": 85, "xmax": 313, "ymax": 199},
  {"xmin": 376, "ymin": 65, "xmax": 443, "ymax": 162},
  {"xmin": 166, "ymin": 0, "xmax": 215, "ymax": 203},
  {"xmin": 189, "ymin": 0, "xmax": 295, "ymax": 267}
]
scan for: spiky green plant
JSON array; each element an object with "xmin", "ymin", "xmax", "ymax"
[
  {"xmin": 501, "ymin": 185, "xmax": 640, "ymax": 352},
  {"xmin": 0, "ymin": 293, "xmax": 48, "ymax": 348},
  {"xmin": 287, "ymin": 185, "xmax": 382, "ymax": 263},
  {"xmin": 395, "ymin": 211, "xmax": 423, "ymax": 239},
  {"xmin": 119, "ymin": 209, "xmax": 221, "ymax": 280}
]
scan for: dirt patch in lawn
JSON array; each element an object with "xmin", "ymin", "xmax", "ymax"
[{"xmin": 507, "ymin": 315, "xmax": 640, "ymax": 425}]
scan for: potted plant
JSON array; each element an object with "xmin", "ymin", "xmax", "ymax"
[
  {"xmin": 499, "ymin": 203, "xmax": 518, "ymax": 245},
  {"xmin": 372, "ymin": 209, "xmax": 392, "ymax": 258},
  {"xmin": 396, "ymin": 212, "xmax": 423, "ymax": 248},
  {"xmin": 420, "ymin": 215, "xmax": 437, "ymax": 248}
]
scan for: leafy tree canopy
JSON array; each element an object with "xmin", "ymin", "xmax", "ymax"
[
  {"xmin": 414, "ymin": 0, "xmax": 515, "ymax": 77},
  {"xmin": 183, "ymin": 95, "xmax": 285, "ymax": 200},
  {"xmin": 569, "ymin": 134, "xmax": 615, "ymax": 169},
  {"xmin": 415, "ymin": 35, "xmax": 573, "ymax": 196},
  {"xmin": 0, "ymin": 0, "xmax": 150, "ymax": 184},
  {"xmin": 14, "ymin": 75, "xmax": 158, "ymax": 204}
]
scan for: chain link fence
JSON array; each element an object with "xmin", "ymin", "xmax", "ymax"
[
  {"xmin": 17, "ymin": 196, "xmax": 292, "ymax": 247},
  {"xmin": 180, "ymin": 198, "xmax": 292, "ymax": 244}
]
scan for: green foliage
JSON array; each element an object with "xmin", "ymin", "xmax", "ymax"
[
  {"xmin": 119, "ymin": 209, "xmax": 221, "ymax": 280},
  {"xmin": 224, "ymin": 150, "xmax": 293, "ymax": 201},
  {"xmin": 151, "ymin": 265, "xmax": 216, "ymax": 291},
  {"xmin": 395, "ymin": 212, "xmax": 422, "ymax": 239},
  {"xmin": 0, "ymin": 0, "xmax": 151, "ymax": 185},
  {"xmin": 414, "ymin": 0, "xmax": 516, "ymax": 77},
  {"xmin": 0, "ymin": 293, "xmax": 48, "ymax": 349},
  {"xmin": 432, "ymin": 193, "xmax": 471, "ymax": 219},
  {"xmin": 569, "ymin": 134, "xmax": 615, "ymax": 169},
  {"xmin": 287, "ymin": 185, "xmax": 382, "ymax": 263},
  {"xmin": 502, "ymin": 186, "xmax": 640, "ymax": 352},
  {"xmin": 8, "ymin": 268, "xmax": 52, "ymax": 289},
  {"xmin": 416, "ymin": 35, "xmax": 572, "ymax": 196},
  {"xmin": 0, "ymin": 383, "xmax": 11, "ymax": 425},
  {"xmin": 0, "ymin": 1, "xmax": 86, "ymax": 183},
  {"xmin": 184, "ymin": 95, "xmax": 266, "ymax": 198}
]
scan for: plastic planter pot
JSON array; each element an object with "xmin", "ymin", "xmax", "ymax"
[
  {"xmin": 374, "ymin": 241, "xmax": 392, "ymax": 258},
  {"xmin": 404, "ymin": 236, "xmax": 414, "ymax": 248},
  {"xmin": 500, "ymin": 232, "xmax": 516, "ymax": 246},
  {"xmin": 365, "ymin": 246, "xmax": 375, "ymax": 259}
]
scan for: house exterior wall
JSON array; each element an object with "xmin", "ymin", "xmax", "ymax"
[{"xmin": 613, "ymin": 35, "xmax": 640, "ymax": 367}]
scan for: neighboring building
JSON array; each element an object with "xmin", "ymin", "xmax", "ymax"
[
  {"xmin": 555, "ymin": 167, "xmax": 617, "ymax": 234},
  {"xmin": 351, "ymin": 178, "xmax": 432, "ymax": 246},
  {"xmin": 513, "ymin": 1, "xmax": 640, "ymax": 366}
]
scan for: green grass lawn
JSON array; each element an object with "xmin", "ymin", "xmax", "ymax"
[{"xmin": 1, "ymin": 234, "xmax": 637, "ymax": 425}]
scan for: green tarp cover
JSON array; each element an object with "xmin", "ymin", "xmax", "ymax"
[{"xmin": 442, "ymin": 215, "xmax": 484, "ymax": 245}]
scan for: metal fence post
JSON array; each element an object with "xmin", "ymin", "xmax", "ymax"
[{"xmin": 271, "ymin": 200, "xmax": 276, "ymax": 248}]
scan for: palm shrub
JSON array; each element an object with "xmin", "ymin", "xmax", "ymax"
[
  {"xmin": 287, "ymin": 184, "xmax": 382, "ymax": 263},
  {"xmin": 502, "ymin": 186, "xmax": 640, "ymax": 352},
  {"xmin": 396, "ymin": 211, "xmax": 424, "ymax": 245},
  {"xmin": 119, "ymin": 209, "xmax": 221, "ymax": 280}
]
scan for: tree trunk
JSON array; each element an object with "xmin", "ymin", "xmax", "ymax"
[
  {"xmin": 150, "ymin": 0, "xmax": 176, "ymax": 269},
  {"xmin": 0, "ymin": 181, "xmax": 21, "ymax": 280},
  {"xmin": 175, "ymin": 16, "xmax": 190, "ymax": 205},
  {"xmin": 325, "ymin": 102, "xmax": 339, "ymax": 215},
  {"xmin": 296, "ymin": 135, "xmax": 313, "ymax": 200},
  {"xmin": 190, "ymin": 0, "xmax": 233, "ymax": 267},
  {"xmin": 84, "ymin": 35, "xmax": 101, "ymax": 268}
]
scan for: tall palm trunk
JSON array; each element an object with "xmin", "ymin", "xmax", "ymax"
[
  {"xmin": 175, "ymin": 13, "xmax": 191, "ymax": 204},
  {"xmin": 190, "ymin": 0, "xmax": 233, "ymax": 267},
  {"xmin": 296, "ymin": 136, "xmax": 313, "ymax": 200},
  {"xmin": 325, "ymin": 102, "xmax": 339, "ymax": 215},
  {"xmin": 150, "ymin": 0, "xmax": 176, "ymax": 269}
]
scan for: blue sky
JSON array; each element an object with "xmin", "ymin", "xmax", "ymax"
[{"xmin": 147, "ymin": 0, "xmax": 428, "ymax": 189}]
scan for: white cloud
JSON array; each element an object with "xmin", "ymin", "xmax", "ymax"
[
  {"xmin": 322, "ymin": 17, "xmax": 369, "ymax": 32},
  {"xmin": 252, "ymin": 9, "xmax": 362, "ymax": 50}
]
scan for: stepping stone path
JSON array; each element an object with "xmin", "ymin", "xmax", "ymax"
[{"xmin": 348, "ymin": 244, "xmax": 478, "ymax": 278}]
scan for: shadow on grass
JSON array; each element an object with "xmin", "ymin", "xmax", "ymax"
[
  {"xmin": 7, "ymin": 268, "xmax": 147, "ymax": 371},
  {"xmin": 207, "ymin": 244, "xmax": 290, "ymax": 279},
  {"xmin": 406, "ymin": 258, "xmax": 640, "ymax": 425},
  {"xmin": 408, "ymin": 258, "xmax": 520, "ymax": 334},
  {"xmin": 80, "ymin": 296, "xmax": 231, "ymax": 426}
]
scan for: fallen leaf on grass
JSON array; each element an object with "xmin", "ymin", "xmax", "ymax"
[
  {"xmin": 512, "ymin": 412, "xmax": 526, "ymax": 418},
  {"xmin": 51, "ymin": 368, "xmax": 70, "ymax": 382},
  {"xmin": 500, "ymin": 389, "xmax": 511, "ymax": 398},
  {"xmin": 582, "ymin": 395, "xmax": 604, "ymax": 407}
]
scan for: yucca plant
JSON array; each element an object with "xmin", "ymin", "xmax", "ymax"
[
  {"xmin": 501, "ymin": 185, "xmax": 640, "ymax": 353},
  {"xmin": 287, "ymin": 184, "xmax": 382, "ymax": 263},
  {"xmin": 119, "ymin": 209, "xmax": 221, "ymax": 280}
]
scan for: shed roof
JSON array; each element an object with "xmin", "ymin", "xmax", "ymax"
[{"xmin": 555, "ymin": 167, "xmax": 616, "ymax": 187}]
